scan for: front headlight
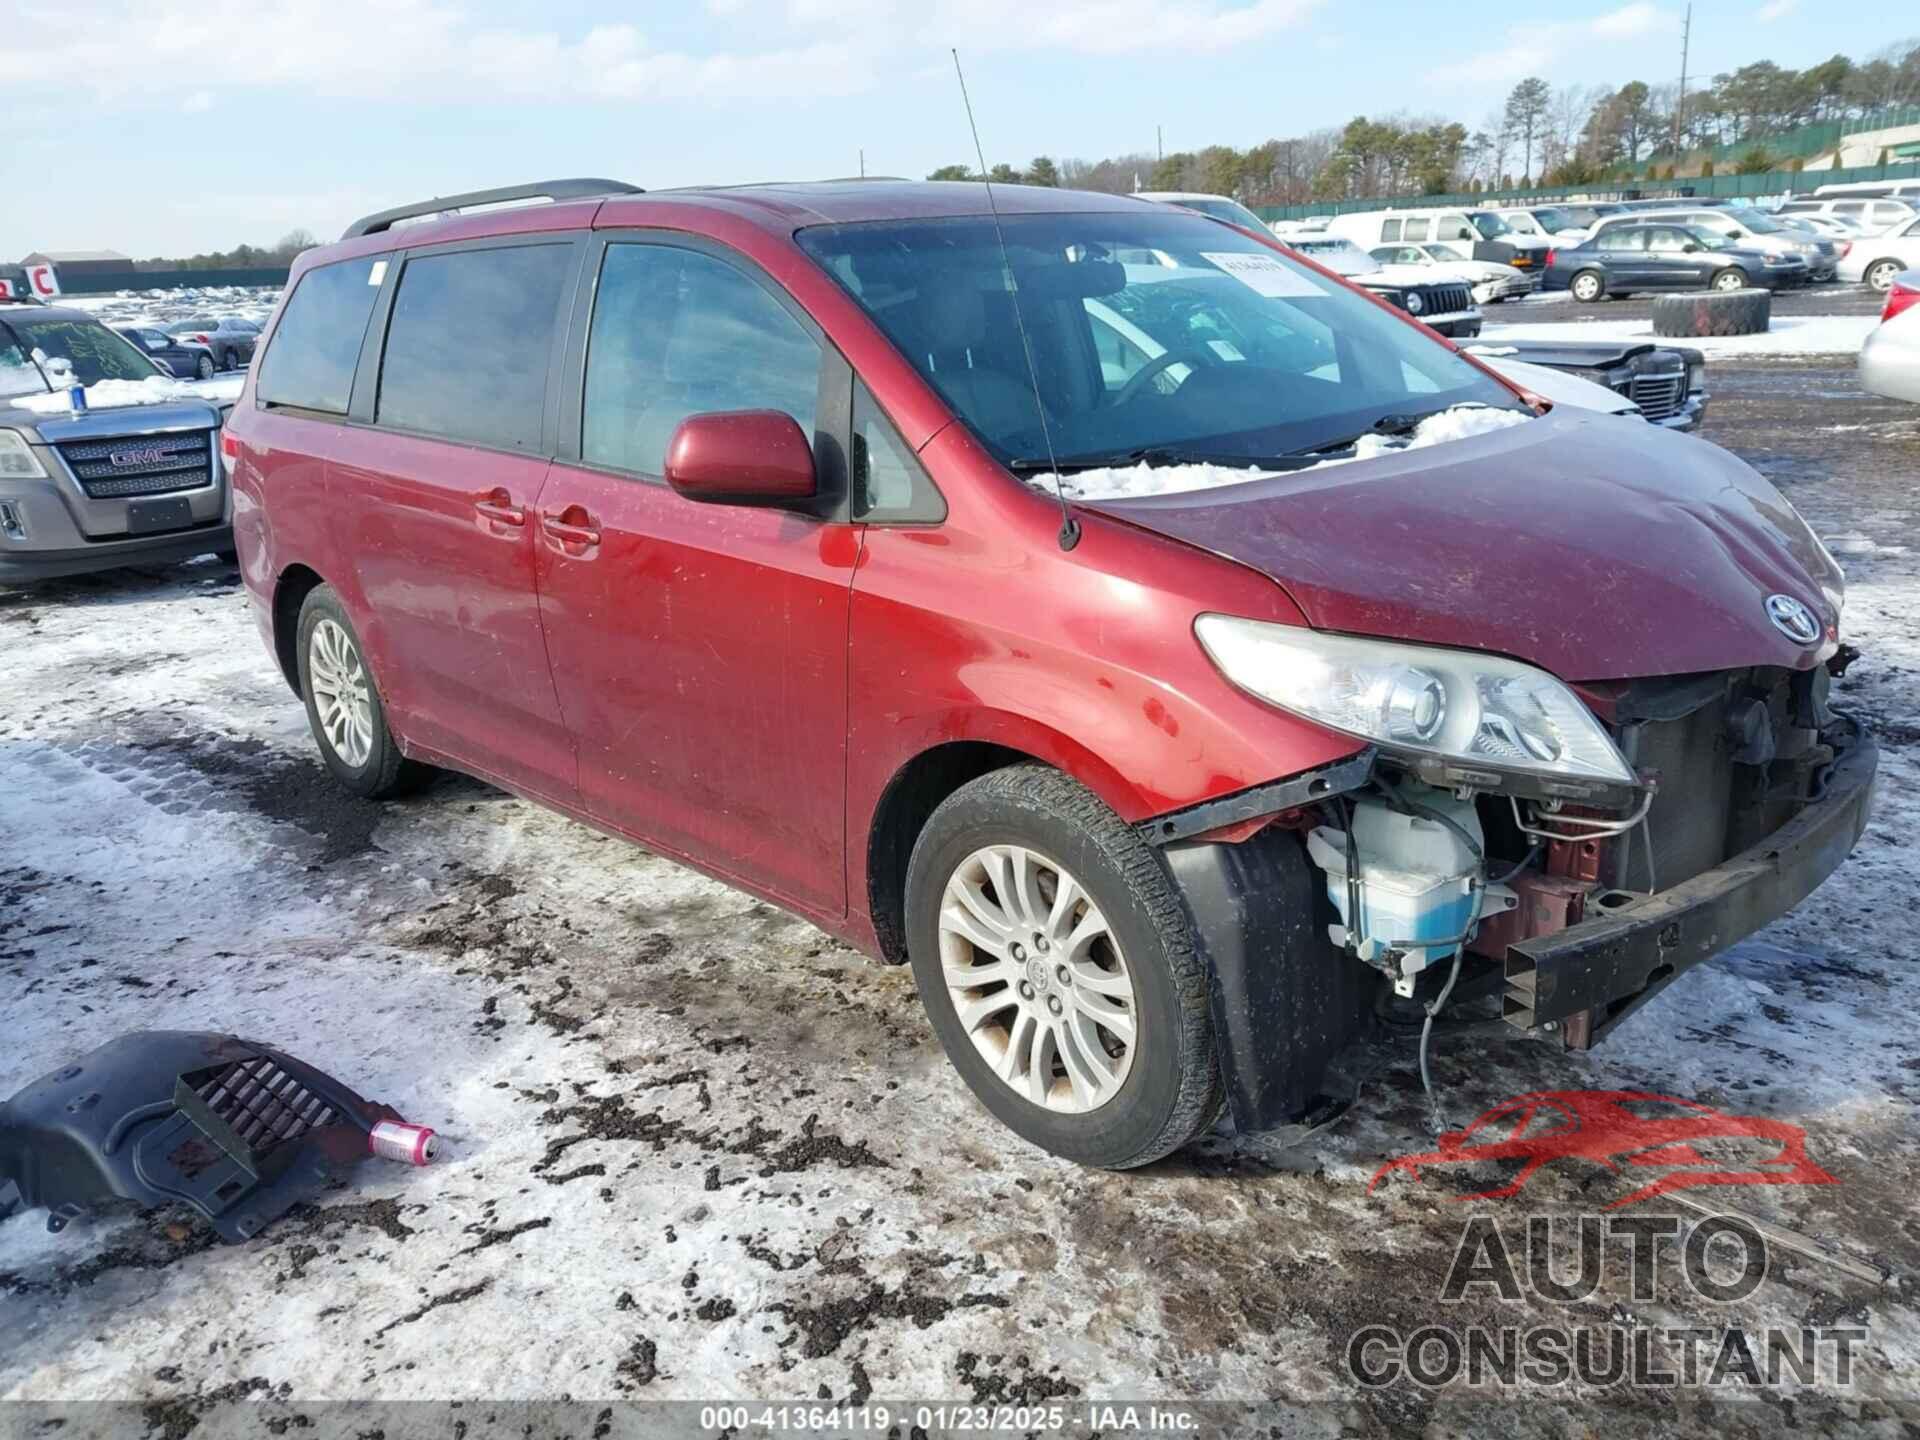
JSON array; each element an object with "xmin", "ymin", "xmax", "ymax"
[
  {"xmin": 0, "ymin": 430, "xmax": 47, "ymax": 479},
  {"xmin": 1404, "ymin": 292, "xmax": 1425, "ymax": 314},
  {"xmin": 1195, "ymin": 616, "xmax": 1636, "ymax": 794}
]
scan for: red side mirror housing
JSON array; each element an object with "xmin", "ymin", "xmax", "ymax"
[{"xmin": 663, "ymin": 410, "xmax": 817, "ymax": 507}]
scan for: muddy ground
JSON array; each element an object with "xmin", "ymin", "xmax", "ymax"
[{"xmin": 2, "ymin": 357, "xmax": 1918, "ymax": 1434}]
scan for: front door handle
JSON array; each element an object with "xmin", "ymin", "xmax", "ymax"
[
  {"xmin": 540, "ymin": 504, "xmax": 601, "ymax": 550},
  {"xmin": 473, "ymin": 487, "xmax": 526, "ymax": 528}
]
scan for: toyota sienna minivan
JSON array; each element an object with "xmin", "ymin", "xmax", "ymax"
[{"xmin": 226, "ymin": 179, "xmax": 1875, "ymax": 1169}]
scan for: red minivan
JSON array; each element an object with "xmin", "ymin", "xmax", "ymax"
[{"xmin": 226, "ymin": 178, "xmax": 1875, "ymax": 1168}]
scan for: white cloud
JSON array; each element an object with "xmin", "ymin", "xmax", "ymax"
[
  {"xmin": 1756, "ymin": 0, "xmax": 1798, "ymax": 20},
  {"xmin": 1591, "ymin": 2, "xmax": 1675, "ymax": 39},
  {"xmin": 0, "ymin": 0, "xmax": 873, "ymax": 104}
]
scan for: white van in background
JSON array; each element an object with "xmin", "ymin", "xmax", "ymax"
[{"xmin": 1324, "ymin": 207, "xmax": 1552, "ymax": 271}]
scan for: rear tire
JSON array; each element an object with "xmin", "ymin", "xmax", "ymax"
[
  {"xmin": 1570, "ymin": 270, "xmax": 1605, "ymax": 303},
  {"xmin": 295, "ymin": 585, "xmax": 425, "ymax": 799},
  {"xmin": 905, "ymin": 764, "xmax": 1223, "ymax": 1169},
  {"xmin": 221, "ymin": 347, "xmax": 238, "ymax": 371}
]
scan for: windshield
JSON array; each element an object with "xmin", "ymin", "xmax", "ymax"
[
  {"xmin": 797, "ymin": 211, "xmax": 1521, "ymax": 469},
  {"xmin": 1429, "ymin": 243, "xmax": 1470, "ymax": 261},
  {"xmin": 1531, "ymin": 208, "xmax": 1573, "ymax": 232},
  {"xmin": 1734, "ymin": 210, "xmax": 1788, "ymax": 234},
  {"xmin": 1468, "ymin": 212, "xmax": 1513, "ymax": 239},
  {"xmin": 0, "ymin": 314, "xmax": 159, "ymax": 394},
  {"xmin": 1684, "ymin": 228, "xmax": 1733, "ymax": 250},
  {"xmin": 1287, "ymin": 238, "xmax": 1378, "ymax": 275}
]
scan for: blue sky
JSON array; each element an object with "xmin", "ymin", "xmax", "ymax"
[{"xmin": 0, "ymin": 0, "xmax": 1869, "ymax": 258}]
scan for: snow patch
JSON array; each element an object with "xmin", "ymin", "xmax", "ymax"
[
  {"xmin": 1481, "ymin": 312, "xmax": 1879, "ymax": 358},
  {"xmin": 1031, "ymin": 405, "xmax": 1533, "ymax": 501},
  {"xmin": 9, "ymin": 374, "xmax": 245, "ymax": 414}
]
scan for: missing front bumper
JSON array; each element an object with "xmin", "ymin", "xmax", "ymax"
[{"xmin": 1503, "ymin": 716, "xmax": 1877, "ymax": 1036}]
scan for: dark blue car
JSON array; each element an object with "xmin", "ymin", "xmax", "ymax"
[
  {"xmin": 1546, "ymin": 223, "xmax": 1808, "ymax": 302},
  {"xmin": 115, "ymin": 325, "xmax": 217, "ymax": 379}
]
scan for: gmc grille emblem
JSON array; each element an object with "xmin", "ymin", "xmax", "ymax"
[{"xmin": 108, "ymin": 447, "xmax": 168, "ymax": 467}]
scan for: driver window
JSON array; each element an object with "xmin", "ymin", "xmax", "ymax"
[
  {"xmin": 583, "ymin": 243, "xmax": 822, "ymax": 478},
  {"xmin": 1647, "ymin": 228, "xmax": 1686, "ymax": 253}
]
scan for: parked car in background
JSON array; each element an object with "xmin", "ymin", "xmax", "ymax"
[
  {"xmin": 1839, "ymin": 216, "xmax": 1920, "ymax": 292},
  {"xmin": 1135, "ymin": 191, "xmax": 1273, "ymax": 233},
  {"xmin": 1280, "ymin": 234, "xmax": 1483, "ymax": 336},
  {"xmin": 1812, "ymin": 180, "xmax": 1920, "ymax": 202},
  {"xmin": 1548, "ymin": 223, "xmax": 1807, "ymax": 300},
  {"xmin": 0, "ymin": 299, "xmax": 233, "ymax": 580},
  {"xmin": 1325, "ymin": 207, "xmax": 1550, "ymax": 271},
  {"xmin": 1589, "ymin": 207, "xmax": 1836, "ymax": 281},
  {"xmin": 116, "ymin": 325, "xmax": 217, "ymax": 380},
  {"xmin": 1468, "ymin": 339, "xmax": 1706, "ymax": 430},
  {"xmin": 1491, "ymin": 204, "xmax": 1621, "ymax": 244},
  {"xmin": 1367, "ymin": 242, "xmax": 1534, "ymax": 304},
  {"xmin": 1776, "ymin": 213, "xmax": 1864, "ymax": 244},
  {"xmin": 227, "ymin": 177, "xmax": 1871, "ymax": 1171},
  {"xmin": 164, "ymin": 317, "xmax": 260, "ymax": 371},
  {"xmin": 1859, "ymin": 270, "xmax": 1920, "ymax": 403},
  {"xmin": 1780, "ymin": 196, "xmax": 1916, "ymax": 235}
]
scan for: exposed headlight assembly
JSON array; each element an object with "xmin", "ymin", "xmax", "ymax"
[
  {"xmin": 1195, "ymin": 615, "xmax": 1638, "ymax": 802},
  {"xmin": 1404, "ymin": 291, "xmax": 1426, "ymax": 314},
  {"xmin": 0, "ymin": 429, "xmax": 47, "ymax": 479}
]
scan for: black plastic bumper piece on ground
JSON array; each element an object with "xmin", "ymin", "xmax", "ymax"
[
  {"xmin": 1165, "ymin": 826, "xmax": 1378, "ymax": 1133},
  {"xmin": 0, "ymin": 1031, "xmax": 405, "ymax": 1242},
  {"xmin": 1505, "ymin": 717, "xmax": 1878, "ymax": 1035}
]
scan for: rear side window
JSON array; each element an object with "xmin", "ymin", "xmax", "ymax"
[
  {"xmin": 1381, "ymin": 220, "xmax": 1401, "ymax": 241},
  {"xmin": 581, "ymin": 243, "xmax": 822, "ymax": 478},
  {"xmin": 378, "ymin": 243, "xmax": 572, "ymax": 451},
  {"xmin": 257, "ymin": 256, "xmax": 386, "ymax": 414}
]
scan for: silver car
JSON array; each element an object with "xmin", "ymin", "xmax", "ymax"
[
  {"xmin": 1860, "ymin": 271, "xmax": 1920, "ymax": 404},
  {"xmin": 0, "ymin": 301, "xmax": 233, "ymax": 581}
]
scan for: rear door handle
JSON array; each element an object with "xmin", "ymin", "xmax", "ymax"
[
  {"xmin": 540, "ymin": 505, "xmax": 601, "ymax": 549},
  {"xmin": 473, "ymin": 488, "xmax": 526, "ymax": 527}
]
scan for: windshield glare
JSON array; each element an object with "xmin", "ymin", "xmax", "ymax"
[
  {"xmin": 1468, "ymin": 212, "xmax": 1513, "ymax": 238},
  {"xmin": 798, "ymin": 211, "xmax": 1522, "ymax": 469},
  {"xmin": 0, "ymin": 315, "xmax": 160, "ymax": 395}
]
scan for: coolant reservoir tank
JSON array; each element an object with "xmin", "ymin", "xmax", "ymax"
[{"xmin": 1305, "ymin": 786, "xmax": 1495, "ymax": 993}]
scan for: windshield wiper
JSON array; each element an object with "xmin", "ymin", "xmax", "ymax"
[
  {"xmin": 1289, "ymin": 405, "xmax": 1486, "ymax": 459},
  {"xmin": 1010, "ymin": 445, "xmax": 1329, "ymax": 475}
]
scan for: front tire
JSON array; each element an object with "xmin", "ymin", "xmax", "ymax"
[
  {"xmin": 1865, "ymin": 259, "xmax": 1901, "ymax": 293},
  {"xmin": 1712, "ymin": 268, "xmax": 1749, "ymax": 292},
  {"xmin": 195, "ymin": 354, "xmax": 215, "ymax": 380},
  {"xmin": 1570, "ymin": 271, "xmax": 1605, "ymax": 303},
  {"xmin": 296, "ymin": 585, "xmax": 423, "ymax": 799},
  {"xmin": 905, "ymin": 764, "xmax": 1223, "ymax": 1169}
]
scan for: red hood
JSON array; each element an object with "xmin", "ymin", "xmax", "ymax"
[{"xmin": 1087, "ymin": 408, "xmax": 1842, "ymax": 682}]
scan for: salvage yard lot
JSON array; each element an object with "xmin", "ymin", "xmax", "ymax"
[{"xmin": 4, "ymin": 355, "xmax": 1920, "ymax": 1425}]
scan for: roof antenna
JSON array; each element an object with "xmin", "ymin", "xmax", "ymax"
[{"xmin": 952, "ymin": 48, "xmax": 1080, "ymax": 552}]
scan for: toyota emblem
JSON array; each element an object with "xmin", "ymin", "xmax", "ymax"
[{"xmin": 1764, "ymin": 593, "xmax": 1821, "ymax": 645}]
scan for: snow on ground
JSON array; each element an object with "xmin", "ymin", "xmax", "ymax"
[
  {"xmin": 1033, "ymin": 404, "xmax": 1531, "ymax": 500},
  {"xmin": 2, "ymin": 362, "xmax": 1919, "ymax": 1426},
  {"xmin": 1482, "ymin": 311, "xmax": 1880, "ymax": 359}
]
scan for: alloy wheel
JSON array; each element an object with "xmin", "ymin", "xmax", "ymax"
[
  {"xmin": 308, "ymin": 618, "xmax": 374, "ymax": 768},
  {"xmin": 938, "ymin": 844, "xmax": 1138, "ymax": 1113}
]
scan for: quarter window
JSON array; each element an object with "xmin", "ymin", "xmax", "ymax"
[
  {"xmin": 256, "ymin": 255, "xmax": 388, "ymax": 414},
  {"xmin": 376, "ymin": 243, "xmax": 572, "ymax": 450},
  {"xmin": 582, "ymin": 243, "xmax": 822, "ymax": 478},
  {"xmin": 1404, "ymin": 218, "xmax": 1431, "ymax": 241},
  {"xmin": 852, "ymin": 384, "xmax": 943, "ymax": 523}
]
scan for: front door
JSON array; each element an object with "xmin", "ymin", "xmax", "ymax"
[
  {"xmin": 534, "ymin": 237, "xmax": 856, "ymax": 913},
  {"xmin": 1640, "ymin": 226, "xmax": 1699, "ymax": 289},
  {"xmin": 334, "ymin": 236, "xmax": 580, "ymax": 801}
]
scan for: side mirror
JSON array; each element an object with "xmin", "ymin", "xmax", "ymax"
[
  {"xmin": 664, "ymin": 410, "xmax": 817, "ymax": 507},
  {"xmin": 1682, "ymin": 243, "xmax": 1701, "ymax": 253}
]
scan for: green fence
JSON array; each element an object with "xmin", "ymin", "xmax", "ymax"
[
  {"xmin": 54, "ymin": 265, "xmax": 291, "ymax": 296},
  {"xmin": 1254, "ymin": 157, "xmax": 1920, "ymax": 223}
]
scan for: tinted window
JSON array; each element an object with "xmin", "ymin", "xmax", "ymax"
[
  {"xmin": 257, "ymin": 256, "xmax": 386, "ymax": 414},
  {"xmin": 582, "ymin": 244, "xmax": 821, "ymax": 477},
  {"xmin": 0, "ymin": 315, "xmax": 156, "ymax": 385},
  {"xmin": 376, "ymin": 244, "xmax": 570, "ymax": 450}
]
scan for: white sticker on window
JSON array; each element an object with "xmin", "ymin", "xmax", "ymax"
[
  {"xmin": 1201, "ymin": 251, "xmax": 1327, "ymax": 299},
  {"xmin": 367, "ymin": 260, "xmax": 388, "ymax": 286},
  {"xmin": 1206, "ymin": 338, "xmax": 1245, "ymax": 362}
]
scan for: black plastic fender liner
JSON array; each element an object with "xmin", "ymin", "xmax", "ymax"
[
  {"xmin": 1163, "ymin": 826, "xmax": 1380, "ymax": 1133},
  {"xmin": 0, "ymin": 1031, "xmax": 432, "ymax": 1243}
]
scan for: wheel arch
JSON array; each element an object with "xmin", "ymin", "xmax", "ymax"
[{"xmin": 271, "ymin": 563, "xmax": 327, "ymax": 697}]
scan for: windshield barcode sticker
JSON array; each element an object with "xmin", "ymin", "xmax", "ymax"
[{"xmin": 1202, "ymin": 252, "xmax": 1327, "ymax": 299}]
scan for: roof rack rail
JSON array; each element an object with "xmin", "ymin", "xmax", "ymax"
[{"xmin": 341, "ymin": 179, "xmax": 642, "ymax": 240}]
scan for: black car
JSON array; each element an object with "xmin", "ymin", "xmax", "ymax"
[
  {"xmin": 1546, "ymin": 223, "xmax": 1808, "ymax": 302},
  {"xmin": 115, "ymin": 325, "xmax": 217, "ymax": 380},
  {"xmin": 163, "ymin": 317, "xmax": 260, "ymax": 371}
]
